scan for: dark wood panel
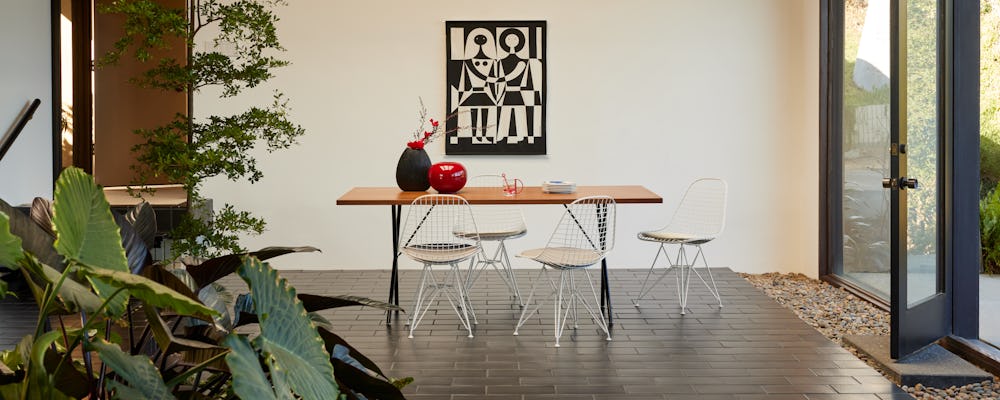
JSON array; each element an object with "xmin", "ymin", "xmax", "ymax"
[{"xmin": 92, "ymin": 0, "xmax": 186, "ymax": 186}]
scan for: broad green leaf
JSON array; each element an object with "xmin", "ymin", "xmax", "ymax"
[
  {"xmin": 52, "ymin": 167, "xmax": 129, "ymax": 272},
  {"xmin": 29, "ymin": 330, "xmax": 73, "ymax": 400},
  {"xmin": 0, "ymin": 212, "xmax": 23, "ymax": 268},
  {"xmin": 0, "ymin": 383, "xmax": 23, "ymax": 400},
  {"xmin": 239, "ymin": 257, "xmax": 339, "ymax": 400},
  {"xmin": 223, "ymin": 334, "xmax": 282, "ymax": 400},
  {"xmin": 80, "ymin": 267, "xmax": 218, "ymax": 320},
  {"xmin": 0, "ymin": 360, "xmax": 13, "ymax": 377},
  {"xmin": 0, "ymin": 336, "xmax": 29, "ymax": 385},
  {"xmin": 107, "ymin": 382, "xmax": 156, "ymax": 400},
  {"xmin": 51, "ymin": 167, "xmax": 130, "ymax": 316},
  {"xmin": 19, "ymin": 256, "xmax": 103, "ymax": 314},
  {"xmin": 88, "ymin": 339, "xmax": 175, "ymax": 400}
]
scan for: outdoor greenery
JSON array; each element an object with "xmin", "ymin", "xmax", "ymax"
[
  {"xmin": 0, "ymin": 168, "xmax": 408, "ymax": 399},
  {"xmin": 981, "ymin": 183, "xmax": 1000, "ymax": 274},
  {"xmin": 98, "ymin": 0, "xmax": 305, "ymax": 259},
  {"xmin": 983, "ymin": 1, "xmax": 1000, "ymax": 273},
  {"xmin": 983, "ymin": 0, "xmax": 1000, "ymax": 191}
]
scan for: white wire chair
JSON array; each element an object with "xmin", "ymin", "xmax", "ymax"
[
  {"xmin": 632, "ymin": 178, "xmax": 727, "ymax": 314},
  {"xmin": 513, "ymin": 196, "xmax": 616, "ymax": 347},
  {"xmin": 399, "ymin": 194, "xmax": 482, "ymax": 338},
  {"xmin": 457, "ymin": 174, "xmax": 528, "ymax": 307}
]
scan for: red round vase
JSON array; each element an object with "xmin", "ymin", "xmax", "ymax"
[{"xmin": 428, "ymin": 162, "xmax": 467, "ymax": 193}]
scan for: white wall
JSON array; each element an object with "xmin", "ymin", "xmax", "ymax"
[
  {"xmin": 199, "ymin": 0, "xmax": 820, "ymax": 277},
  {"xmin": 0, "ymin": 0, "xmax": 55, "ymax": 205}
]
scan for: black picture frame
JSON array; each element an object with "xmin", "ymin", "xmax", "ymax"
[{"xmin": 445, "ymin": 20, "xmax": 546, "ymax": 155}]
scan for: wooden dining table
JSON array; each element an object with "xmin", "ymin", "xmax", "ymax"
[{"xmin": 336, "ymin": 185, "xmax": 663, "ymax": 326}]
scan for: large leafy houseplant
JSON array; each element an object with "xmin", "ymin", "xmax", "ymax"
[
  {"xmin": 98, "ymin": 0, "xmax": 305, "ymax": 258},
  {"xmin": 0, "ymin": 168, "xmax": 408, "ymax": 399}
]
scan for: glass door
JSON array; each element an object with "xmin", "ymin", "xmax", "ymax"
[
  {"xmin": 840, "ymin": 0, "xmax": 892, "ymax": 299},
  {"xmin": 888, "ymin": 0, "xmax": 951, "ymax": 359}
]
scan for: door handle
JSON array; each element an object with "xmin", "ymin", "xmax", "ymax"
[{"xmin": 882, "ymin": 177, "xmax": 919, "ymax": 190}]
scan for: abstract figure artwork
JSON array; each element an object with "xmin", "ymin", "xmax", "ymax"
[{"xmin": 446, "ymin": 21, "xmax": 546, "ymax": 155}]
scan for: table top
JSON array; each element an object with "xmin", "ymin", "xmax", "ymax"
[{"xmin": 336, "ymin": 185, "xmax": 662, "ymax": 205}]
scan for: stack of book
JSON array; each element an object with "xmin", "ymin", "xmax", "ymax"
[{"xmin": 542, "ymin": 180, "xmax": 577, "ymax": 194}]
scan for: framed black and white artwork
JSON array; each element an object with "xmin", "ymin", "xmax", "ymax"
[{"xmin": 446, "ymin": 21, "xmax": 546, "ymax": 155}]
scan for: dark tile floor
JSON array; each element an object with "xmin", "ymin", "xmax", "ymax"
[{"xmin": 1, "ymin": 268, "xmax": 911, "ymax": 399}]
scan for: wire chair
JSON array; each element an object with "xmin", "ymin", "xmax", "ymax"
[
  {"xmin": 457, "ymin": 174, "xmax": 528, "ymax": 307},
  {"xmin": 632, "ymin": 178, "xmax": 727, "ymax": 314},
  {"xmin": 399, "ymin": 194, "xmax": 482, "ymax": 338},
  {"xmin": 513, "ymin": 196, "xmax": 616, "ymax": 347}
]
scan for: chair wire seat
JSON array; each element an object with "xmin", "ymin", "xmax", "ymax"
[
  {"xmin": 513, "ymin": 196, "xmax": 616, "ymax": 347},
  {"xmin": 398, "ymin": 194, "xmax": 483, "ymax": 338},
  {"xmin": 632, "ymin": 178, "xmax": 727, "ymax": 314},
  {"xmin": 458, "ymin": 174, "xmax": 529, "ymax": 307}
]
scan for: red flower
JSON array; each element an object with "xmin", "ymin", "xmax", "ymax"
[
  {"xmin": 407, "ymin": 140, "xmax": 425, "ymax": 150},
  {"xmin": 423, "ymin": 131, "xmax": 432, "ymax": 139},
  {"xmin": 430, "ymin": 119, "xmax": 439, "ymax": 127}
]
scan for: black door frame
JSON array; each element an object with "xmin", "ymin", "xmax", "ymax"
[
  {"xmin": 819, "ymin": 0, "xmax": 980, "ymax": 359},
  {"xmin": 888, "ymin": 0, "xmax": 951, "ymax": 359}
]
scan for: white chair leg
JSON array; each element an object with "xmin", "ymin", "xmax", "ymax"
[
  {"xmin": 679, "ymin": 246, "xmax": 691, "ymax": 315},
  {"xmin": 465, "ymin": 240, "xmax": 525, "ymax": 308},
  {"xmin": 409, "ymin": 265, "xmax": 440, "ymax": 338},
  {"xmin": 580, "ymin": 269, "xmax": 611, "ymax": 341},
  {"xmin": 554, "ymin": 270, "xmax": 568, "ymax": 347},
  {"xmin": 514, "ymin": 267, "xmax": 548, "ymax": 335},
  {"xmin": 633, "ymin": 243, "xmax": 678, "ymax": 307},
  {"xmin": 449, "ymin": 263, "xmax": 475, "ymax": 338},
  {"xmin": 570, "ymin": 270, "xmax": 580, "ymax": 329},
  {"xmin": 499, "ymin": 241, "xmax": 525, "ymax": 307},
  {"xmin": 515, "ymin": 265, "xmax": 611, "ymax": 346},
  {"xmin": 687, "ymin": 245, "xmax": 723, "ymax": 308},
  {"xmin": 457, "ymin": 261, "xmax": 479, "ymax": 326}
]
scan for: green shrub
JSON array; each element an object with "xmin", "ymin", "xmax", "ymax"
[
  {"xmin": 981, "ymin": 183, "xmax": 1000, "ymax": 274},
  {"xmin": 983, "ymin": 1, "xmax": 1000, "ymax": 194}
]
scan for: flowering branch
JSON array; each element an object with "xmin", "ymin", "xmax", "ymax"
[{"xmin": 405, "ymin": 97, "xmax": 479, "ymax": 150}]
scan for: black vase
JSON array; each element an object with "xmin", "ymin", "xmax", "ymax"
[{"xmin": 395, "ymin": 148, "xmax": 431, "ymax": 191}]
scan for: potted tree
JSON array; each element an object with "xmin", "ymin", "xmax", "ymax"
[{"xmin": 99, "ymin": 0, "xmax": 304, "ymax": 258}]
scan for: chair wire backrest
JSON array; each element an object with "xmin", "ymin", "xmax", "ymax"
[
  {"xmin": 661, "ymin": 178, "xmax": 728, "ymax": 238},
  {"xmin": 539, "ymin": 196, "xmax": 616, "ymax": 268},
  {"xmin": 465, "ymin": 174, "xmax": 527, "ymax": 237},
  {"xmin": 399, "ymin": 194, "xmax": 480, "ymax": 258}
]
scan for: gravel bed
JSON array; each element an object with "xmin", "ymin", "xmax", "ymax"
[{"xmin": 740, "ymin": 272, "xmax": 1000, "ymax": 400}]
